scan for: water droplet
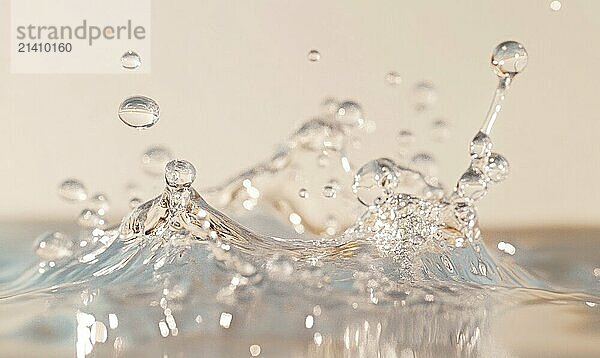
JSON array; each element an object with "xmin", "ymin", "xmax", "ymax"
[
  {"xmin": 431, "ymin": 119, "xmax": 450, "ymax": 142},
  {"xmin": 120, "ymin": 51, "xmax": 141, "ymax": 69},
  {"xmin": 353, "ymin": 158, "xmax": 398, "ymax": 206},
  {"xmin": 470, "ymin": 132, "xmax": 493, "ymax": 159},
  {"xmin": 456, "ymin": 168, "xmax": 488, "ymax": 200},
  {"xmin": 118, "ymin": 96, "xmax": 160, "ymax": 129},
  {"xmin": 249, "ymin": 344, "xmax": 261, "ymax": 357},
  {"xmin": 335, "ymin": 101, "xmax": 364, "ymax": 128},
  {"xmin": 412, "ymin": 81, "xmax": 437, "ymax": 111},
  {"xmin": 58, "ymin": 179, "xmax": 88, "ymax": 202},
  {"xmin": 88, "ymin": 193, "xmax": 110, "ymax": 215},
  {"xmin": 497, "ymin": 241, "xmax": 516, "ymax": 255},
  {"xmin": 142, "ymin": 146, "xmax": 174, "ymax": 175},
  {"xmin": 322, "ymin": 184, "xmax": 337, "ymax": 198},
  {"xmin": 307, "ymin": 50, "xmax": 321, "ymax": 62},
  {"xmin": 78, "ymin": 209, "xmax": 105, "ymax": 228},
  {"xmin": 385, "ymin": 71, "xmax": 402, "ymax": 86},
  {"xmin": 298, "ymin": 188, "xmax": 309, "ymax": 199},
  {"xmin": 34, "ymin": 232, "xmax": 74, "ymax": 261},
  {"xmin": 397, "ymin": 129, "xmax": 415, "ymax": 146},
  {"xmin": 550, "ymin": 1, "xmax": 562, "ymax": 11},
  {"xmin": 165, "ymin": 160, "xmax": 197, "ymax": 188},
  {"xmin": 485, "ymin": 152, "xmax": 510, "ymax": 182},
  {"xmin": 491, "ymin": 41, "xmax": 528, "ymax": 77}
]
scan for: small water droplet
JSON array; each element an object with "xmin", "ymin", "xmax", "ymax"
[
  {"xmin": 491, "ymin": 41, "xmax": 528, "ymax": 77},
  {"xmin": 322, "ymin": 184, "xmax": 337, "ymax": 198},
  {"xmin": 485, "ymin": 152, "xmax": 510, "ymax": 182},
  {"xmin": 58, "ymin": 179, "xmax": 88, "ymax": 202},
  {"xmin": 431, "ymin": 119, "xmax": 450, "ymax": 142},
  {"xmin": 550, "ymin": 1, "xmax": 562, "ymax": 11},
  {"xmin": 249, "ymin": 344, "xmax": 261, "ymax": 357},
  {"xmin": 385, "ymin": 71, "xmax": 402, "ymax": 86},
  {"xmin": 34, "ymin": 232, "xmax": 74, "ymax": 261},
  {"xmin": 335, "ymin": 101, "xmax": 364, "ymax": 128},
  {"xmin": 353, "ymin": 158, "xmax": 399, "ymax": 206},
  {"xmin": 118, "ymin": 96, "xmax": 160, "ymax": 129},
  {"xmin": 120, "ymin": 51, "xmax": 141, "ymax": 69},
  {"xmin": 165, "ymin": 160, "xmax": 197, "ymax": 187},
  {"xmin": 298, "ymin": 188, "xmax": 309, "ymax": 199},
  {"xmin": 307, "ymin": 50, "xmax": 321, "ymax": 62},
  {"xmin": 142, "ymin": 146, "xmax": 174, "ymax": 175},
  {"xmin": 470, "ymin": 131, "xmax": 493, "ymax": 159},
  {"xmin": 412, "ymin": 81, "xmax": 437, "ymax": 111}
]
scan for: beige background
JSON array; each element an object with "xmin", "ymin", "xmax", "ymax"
[{"xmin": 0, "ymin": 0, "xmax": 599, "ymax": 227}]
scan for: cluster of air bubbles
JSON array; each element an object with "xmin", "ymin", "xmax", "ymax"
[
  {"xmin": 491, "ymin": 41, "xmax": 528, "ymax": 77},
  {"xmin": 34, "ymin": 231, "xmax": 75, "ymax": 261},
  {"xmin": 412, "ymin": 81, "xmax": 437, "ymax": 111},
  {"xmin": 307, "ymin": 49, "xmax": 321, "ymax": 62},
  {"xmin": 142, "ymin": 146, "xmax": 174, "ymax": 176},
  {"xmin": 120, "ymin": 50, "xmax": 141, "ymax": 70},
  {"xmin": 118, "ymin": 96, "xmax": 160, "ymax": 129},
  {"xmin": 385, "ymin": 71, "xmax": 402, "ymax": 86}
]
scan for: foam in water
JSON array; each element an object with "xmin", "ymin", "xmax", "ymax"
[{"xmin": 0, "ymin": 41, "xmax": 597, "ymax": 357}]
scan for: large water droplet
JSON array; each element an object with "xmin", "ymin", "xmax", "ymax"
[
  {"xmin": 335, "ymin": 101, "xmax": 364, "ymax": 128},
  {"xmin": 165, "ymin": 160, "xmax": 197, "ymax": 188},
  {"xmin": 120, "ymin": 51, "xmax": 141, "ymax": 70},
  {"xmin": 412, "ymin": 81, "xmax": 437, "ymax": 111},
  {"xmin": 34, "ymin": 232, "xmax": 74, "ymax": 261},
  {"xmin": 456, "ymin": 168, "xmax": 488, "ymax": 200},
  {"xmin": 307, "ymin": 50, "xmax": 321, "ymax": 62},
  {"xmin": 353, "ymin": 158, "xmax": 399, "ymax": 206},
  {"xmin": 118, "ymin": 96, "xmax": 160, "ymax": 129},
  {"xmin": 491, "ymin": 41, "xmax": 528, "ymax": 77},
  {"xmin": 142, "ymin": 146, "xmax": 174, "ymax": 176},
  {"xmin": 470, "ymin": 132, "xmax": 493, "ymax": 159},
  {"xmin": 58, "ymin": 179, "xmax": 88, "ymax": 202},
  {"xmin": 485, "ymin": 152, "xmax": 510, "ymax": 183}
]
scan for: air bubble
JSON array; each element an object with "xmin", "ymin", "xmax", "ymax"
[
  {"xmin": 165, "ymin": 160, "xmax": 197, "ymax": 188},
  {"xmin": 58, "ymin": 179, "xmax": 88, "ymax": 202},
  {"xmin": 491, "ymin": 41, "xmax": 528, "ymax": 77},
  {"xmin": 142, "ymin": 146, "xmax": 174, "ymax": 176},
  {"xmin": 120, "ymin": 51, "xmax": 141, "ymax": 70},
  {"xmin": 118, "ymin": 96, "xmax": 160, "ymax": 129}
]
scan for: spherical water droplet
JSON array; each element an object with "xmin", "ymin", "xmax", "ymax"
[
  {"xmin": 249, "ymin": 345, "xmax": 261, "ymax": 357},
  {"xmin": 385, "ymin": 72, "xmax": 402, "ymax": 86},
  {"xmin": 34, "ymin": 232, "xmax": 74, "ymax": 261},
  {"xmin": 335, "ymin": 101, "xmax": 364, "ymax": 128},
  {"xmin": 485, "ymin": 152, "xmax": 510, "ymax": 182},
  {"xmin": 322, "ymin": 185, "xmax": 337, "ymax": 198},
  {"xmin": 550, "ymin": 1, "xmax": 562, "ymax": 11},
  {"xmin": 431, "ymin": 119, "xmax": 450, "ymax": 142},
  {"xmin": 165, "ymin": 160, "xmax": 197, "ymax": 187},
  {"xmin": 142, "ymin": 146, "xmax": 174, "ymax": 175},
  {"xmin": 491, "ymin": 41, "xmax": 528, "ymax": 77},
  {"xmin": 118, "ymin": 96, "xmax": 160, "ymax": 129},
  {"xmin": 412, "ymin": 81, "xmax": 437, "ymax": 111},
  {"xmin": 88, "ymin": 193, "xmax": 110, "ymax": 214},
  {"xmin": 352, "ymin": 158, "xmax": 399, "ymax": 206},
  {"xmin": 78, "ymin": 209, "xmax": 105, "ymax": 228},
  {"xmin": 298, "ymin": 188, "xmax": 309, "ymax": 199},
  {"xmin": 120, "ymin": 51, "xmax": 141, "ymax": 69},
  {"xmin": 58, "ymin": 179, "xmax": 88, "ymax": 202},
  {"xmin": 456, "ymin": 168, "xmax": 488, "ymax": 200},
  {"xmin": 410, "ymin": 152, "xmax": 437, "ymax": 178},
  {"xmin": 470, "ymin": 131, "xmax": 493, "ymax": 158},
  {"xmin": 308, "ymin": 50, "xmax": 321, "ymax": 62},
  {"xmin": 397, "ymin": 129, "xmax": 415, "ymax": 146}
]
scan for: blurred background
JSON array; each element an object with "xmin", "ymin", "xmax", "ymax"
[{"xmin": 1, "ymin": 0, "xmax": 599, "ymax": 228}]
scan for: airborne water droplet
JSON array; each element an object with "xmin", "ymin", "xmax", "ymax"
[
  {"xmin": 118, "ymin": 96, "xmax": 160, "ymax": 129},
  {"xmin": 491, "ymin": 41, "xmax": 528, "ymax": 77},
  {"xmin": 456, "ymin": 168, "xmax": 488, "ymax": 200},
  {"xmin": 353, "ymin": 158, "xmax": 399, "ymax": 206},
  {"xmin": 412, "ymin": 81, "xmax": 437, "ymax": 111},
  {"xmin": 34, "ymin": 232, "xmax": 74, "ymax": 261},
  {"xmin": 431, "ymin": 119, "xmax": 450, "ymax": 142},
  {"xmin": 322, "ymin": 185, "xmax": 337, "ymax": 198},
  {"xmin": 485, "ymin": 152, "xmax": 510, "ymax": 182},
  {"xmin": 58, "ymin": 179, "xmax": 88, "ymax": 202},
  {"xmin": 120, "ymin": 51, "xmax": 141, "ymax": 70},
  {"xmin": 307, "ymin": 50, "xmax": 321, "ymax": 62},
  {"xmin": 385, "ymin": 72, "xmax": 402, "ymax": 86},
  {"xmin": 397, "ymin": 129, "xmax": 415, "ymax": 147},
  {"xmin": 335, "ymin": 101, "xmax": 364, "ymax": 128},
  {"xmin": 142, "ymin": 146, "xmax": 174, "ymax": 176},
  {"xmin": 298, "ymin": 188, "xmax": 309, "ymax": 199}
]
